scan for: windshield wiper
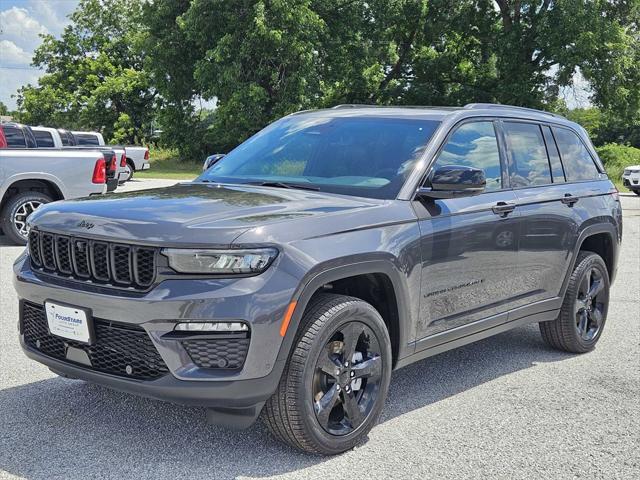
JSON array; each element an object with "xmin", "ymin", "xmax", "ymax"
[{"xmin": 247, "ymin": 181, "xmax": 320, "ymax": 191}]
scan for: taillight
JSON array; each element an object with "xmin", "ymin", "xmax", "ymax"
[
  {"xmin": 144, "ymin": 148, "xmax": 149, "ymax": 160},
  {"xmin": 92, "ymin": 158, "xmax": 107, "ymax": 184},
  {"xmin": 109, "ymin": 156, "xmax": 117, "ymax": 173},
  {"xmin": 120, "ymin": 152, "xmax": 127, "ymax": 167},
  {"xmin": 0, "ymin": 127, "xmax": 7, "ymax": 148}
]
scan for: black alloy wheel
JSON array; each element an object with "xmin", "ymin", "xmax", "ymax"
[
  {"xmin": 263, "ymin": 294, "xmax": 392, "ymax": 455},
  {"xmin": 539, "ymin": 251, "xmax": 610, "ymax": 353},
  {"xmin": 312, "ymin": 321, "xmax": 383, "ymax": 436},
  {"xmin": 574, "ymin": 266, "xmax": 606, "ymax": 342}
]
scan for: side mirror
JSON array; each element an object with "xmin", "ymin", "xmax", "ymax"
[
  {"xmin": 417, "ymin": 165, "xmax": 486, "ymax": 199},
  {"xmin": 203, "ymin": 153, "xmax": 225, "ymax": 171}
]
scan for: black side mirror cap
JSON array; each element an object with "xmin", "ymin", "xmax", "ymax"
[{"xmin": 416, "ymin": 165, "xmax": 486, "ymax": 199}]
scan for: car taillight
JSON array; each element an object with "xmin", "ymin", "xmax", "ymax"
[
  {"xmin": 120, "ymin": 152, "xmax": 127, "ymax": 167},
  {"xmin": 144, "ymin": 148, "xmax": 149, "ymax": 160},
  {"xmin": 0, "ymin": 127, "xmax": 7, "ymax": 148},
  {"xmin": 109, "ymin": 156, "xmax": 117, "ymax": 173},
  {"xmin": 92, "ymin": 158, "xmax": 107, "ymax": 184}
]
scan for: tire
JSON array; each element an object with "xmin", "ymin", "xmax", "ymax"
[
  {"xmin": 262, "ymin": 293, "xmax": 392, "ymax": 455},
  {"xmin": 539, "ymin": 251, "xmax": 610, "ymax": 353},
  {"xmin": 0, "ymin": 191, "xmax": 54, "ymax": 245},
  {"xmin": 119, "ymin": 160, "xmax": 135, "ymax": 183},
  {"xmin": 633, "ymin": 189, "xmax": 640, "ymax": 196}
]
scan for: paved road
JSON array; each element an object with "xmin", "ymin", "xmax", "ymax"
[{"xmin": 0, "ymin": 182, "xmax": 638, "ymax": 479}]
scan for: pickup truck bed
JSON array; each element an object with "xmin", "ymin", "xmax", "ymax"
[{"xmin": 0, "ymin": 149, "xmax": 107, "ymax": 245}]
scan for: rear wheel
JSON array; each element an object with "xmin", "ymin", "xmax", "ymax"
[
  {"xmin": 262, "ymin": 294, "xmax": 392, "ymax": 455},
  {"xmin": 0, "ymin": 191, "xmax": 53, "ymax": 245},
  {"xmin": 539, "ymin": 251, "xmax": 610, "ymax": 353},
  {"xmin": 119, "ymin": 160, "xmax": 135, "ymax": 183}
]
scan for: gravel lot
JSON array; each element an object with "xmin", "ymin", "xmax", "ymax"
[{"xmin": 0, "ymin": 180, "xmax": 638, "ymax": 480}]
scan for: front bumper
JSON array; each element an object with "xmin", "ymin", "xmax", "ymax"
[
  {"xmin": 13, "ymin": 252, "xmax": 297, "ymax": 409},
  {"xmin": 20, "ymin": 337, "xmax": 285, "ymax": 409},
  {"xmin": 622, "ymin": 173, "xmax": 640, "ymax": 189}
]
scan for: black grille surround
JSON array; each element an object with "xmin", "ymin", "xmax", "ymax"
[
  {"xmin": 21, "ymin": 302, "xmax": 169, "ymax": 381},
  {"xmin": 28, "ymin": 230, "xmax": 157, "ymax": 291},
  {"xmin": 182, "ymin": 337, "xmax": 250, "ymax": 370}
]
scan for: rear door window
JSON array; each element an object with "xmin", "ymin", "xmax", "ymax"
[
  {"xmin": 3, "ymin": 126, "xmax": 27, "ymax": 148},
  {"xmin": 552, "ymin": 127, "xmax": 600, "ymax": 181},
  {"xmin": 541, "ymin": 126, "xmax": 565, "ymax": 183},
  {"xmin": 34, "ymin": 130, "xmax": 55, "ymax": 147},
  {"xmin": 503, "ymin": 122, "xmax": 552, "ymax": 187}
]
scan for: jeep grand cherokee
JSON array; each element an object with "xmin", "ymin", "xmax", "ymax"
[{"xmin": 14, "ymin": 103, "xmax": 621, "ymax": 454}]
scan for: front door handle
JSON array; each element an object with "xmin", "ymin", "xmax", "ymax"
[
  {"xmin": 492, "ymin": 201, "xmax": 516, "ymax": 217},
  {"xmin": 561, "ymin": 193, "xmax": 579, "ymax": 206}
]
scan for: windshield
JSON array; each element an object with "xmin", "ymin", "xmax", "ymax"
[{"xmin": 198, "ymin": 115, "xmax": 441, "ymax": 199}]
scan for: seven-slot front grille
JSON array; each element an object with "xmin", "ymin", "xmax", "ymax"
[
  {"xmin": 28, "ymin": 230, "xmax": 157, "ymax": 290},
  {"xmin": 21, "ymin": 302, "xmax": 169, "ymax": 380}
]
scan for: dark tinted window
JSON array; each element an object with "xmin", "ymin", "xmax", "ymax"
[
  {"xmin": 3, "ymin": 126, "xmax": 27, "ymax": 147},
  {"xmin": 33, "ymin": 130, "xmax": 55, "ymax": 147},
  {"xmin": 503, "ymin": 122, "xmax": 552, "ymax": 187},
  {"xmin": 200, "ymin": 115, "xmax": 440, "ymax": 199},
  {"xmin": 434, "ymin": 121, "xmax": 502, "ymax": 191},
  {"xmin": 541, "ymin": 126, "xmax": 565, "ymax": 182},
  {"xmin": 75, "ymin": 133, "xmax": 100, "ymax": 145},
  {"xmin": 58, "ymin": 130, "xmax": 75, "ymax": 146},
  {"xmin": 553, "ymin": 127, "xmax": 599, "ymax": 181}
]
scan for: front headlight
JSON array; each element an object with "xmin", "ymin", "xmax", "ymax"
[
  {"xmin": 162, "ymin": 248, "xmax": 278, "ymax": 274},
  {"xmin": 623, "ymin": 169, "xmax": 630, "ymax": 175}
]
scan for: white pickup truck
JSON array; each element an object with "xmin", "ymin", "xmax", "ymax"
[
  {"xmin": 72, "ymin": 130, "xmax": 150, "ymax": 182},
  {"xmin": 31, "ymin": 127, "xmax": 129, "ymax": 186},
  {"xmin": 0, "ymin": 148, "xmax": 108, "ymax": 245}
]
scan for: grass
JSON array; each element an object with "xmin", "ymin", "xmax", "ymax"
[
  {"xmin": 135, "ymin": 147, "xmax": 201, "ymax": 180},
  {"xmin": 596, "ymin": 144, "xmax": 640, "ymax": 192}
]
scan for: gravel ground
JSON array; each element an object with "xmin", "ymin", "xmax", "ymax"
[{"xmin": 0, "ymin": 181, "xmax": 638, "ymax": 480}]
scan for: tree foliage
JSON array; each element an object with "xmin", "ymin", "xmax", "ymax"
[
  {"xmin": 17, "ymin": 0, "xmax": 155, "ymax": 143},
  {"xmin": 16, "ymin": 0, "xmax": 640, "ymax": 158}
]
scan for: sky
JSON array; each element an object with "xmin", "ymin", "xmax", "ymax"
[
  {"xmin": 0, "ymin": 0, "xmax": 590, "ymax": 112},
  {"xmin": 0, "ymin": 0, "xmax": 79, "ymax": 109}
]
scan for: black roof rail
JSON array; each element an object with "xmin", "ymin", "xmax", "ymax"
[
  {"xmin": 331, "ymin": 104, "xmax": 382, "ymax": 109},
  {"xmin": 331, "ymin": 104, "xmax": 461, "ymax": 111},
  {"xmin": 464, "ymin": 103, "xmax": 565, "ymax": 119}
]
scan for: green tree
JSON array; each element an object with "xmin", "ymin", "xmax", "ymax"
[
  {"xmin": 16, "ymin": 0, "xmax": 155, "ymax": 143},
  {"xmin": 0, "ymin": 101, "xmax": 8, "ymax": 116}
]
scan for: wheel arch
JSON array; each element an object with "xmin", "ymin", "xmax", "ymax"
[
  {"xmin": 562, "ymin": 223, "xmax": 619, "ymax": 296},
  {"xmin": 0, "ymin": 178, "xmax": 64, "ymax": 211},
  {"xmin": 278, "ymin": 260, "xmax": 413, "ymax": 370}
]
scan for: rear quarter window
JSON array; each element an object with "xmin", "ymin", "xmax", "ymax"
[{"xmin": 552, "ymin": 127, "xmax": 600, "ymax": 181}]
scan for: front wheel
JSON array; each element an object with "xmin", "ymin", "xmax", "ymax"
[
  {"xmin": 262, "ymin": 294, "xmax": 392, "ymax": 455},
  {"xmin": 539, "ymin": 251, "xmax": 610, "ymax": 353},
  {"xmin": 0, "ymin": 191, "xmax": 53, "ymax": 245}
]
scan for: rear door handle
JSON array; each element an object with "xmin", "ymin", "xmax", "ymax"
[
  {"xmin": 492, "ymin": 201, "xmax": 516, "ymax": 217},
  {"xmin": 561, "ymin": 193, "xmax": 579, "ymax": 206}
]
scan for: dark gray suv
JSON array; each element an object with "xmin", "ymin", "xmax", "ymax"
[{"xmin": 14, "ymin": 104, "xmax": 622, "ymax": 454}]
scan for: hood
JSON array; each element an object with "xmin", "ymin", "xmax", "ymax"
[{"xmin": 28, "ymin": 183, "xmax": 386, "ymax": 246}]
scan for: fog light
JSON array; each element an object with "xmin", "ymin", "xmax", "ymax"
[{"xmin": 174, "ymin": 322, "xmax": 249, "ymax": 332}]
